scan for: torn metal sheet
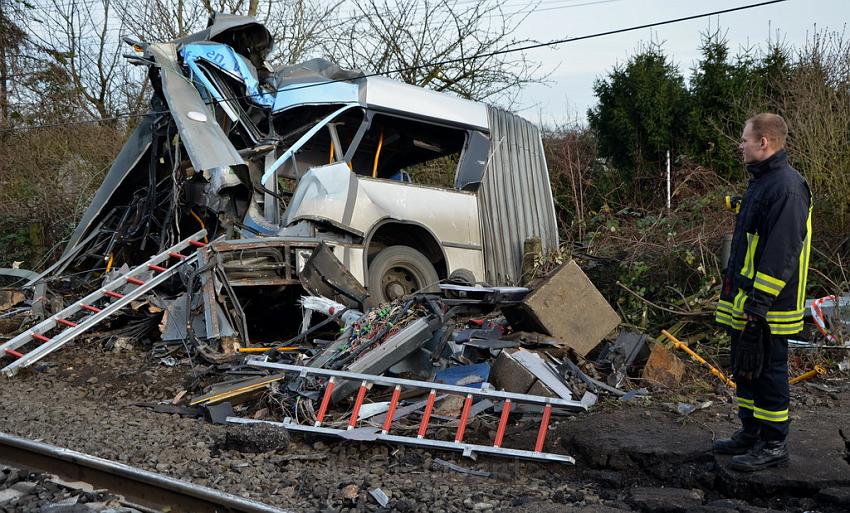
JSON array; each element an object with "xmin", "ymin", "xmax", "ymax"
[
  {"xmin": 60, "ymin": 118, "xmax": 154, "ymax": 259},
  {"xmin": 340, "ymin": 427, "xmax": 380, "ymax": 441},
  {"xmin": 178, "ymin": 13, "xmax": 273, "ymax": 52},
  {"xmin": 272, "ymin": 77, "xmax": 360, "ymax": 113},
  {"xmin": 181, "ymin": 43, "xmax": 275, "ymax": 110},
  {"xmin": 468, "ymin": 398, "xmax": 494, "ymax": 418},
  {"xmin": 511, "ymin": 350, "xmax": 574, "ymax": 400},
  {"xmin": 365, "ymin": 76, "xmax": 488, "ymax": 130},
  {"xmin": 357, "ymin": 402, "xmax": 390, "ymax": 421},
  {"xmin": 0, "ymin": 268, "xmax": 39, "ymax": 284},
  {"xmin": 147, "ymin": 43, "xmax": 244, "ymax": 172},
  {"xmin": 160, "ymin": 292, "xmax": 207, "ymax": 342},
  {"xmin": 299, "ymin": 243, "xmax": 368, "ymax": 310}
]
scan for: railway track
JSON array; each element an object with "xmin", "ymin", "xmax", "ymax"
[{"xmin": 0, "ymin": 431, "xmax": 293, "ymax": 513}]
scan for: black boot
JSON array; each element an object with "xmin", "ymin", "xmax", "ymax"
[
  {"xmin": 713, "ymin": 429, "xmax": 759, "ymax": 455},
  {"xmin": 729, "ymin": 440, "xmax": 789, "ymax": 471}
]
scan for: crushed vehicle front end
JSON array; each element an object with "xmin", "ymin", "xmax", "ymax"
[{"xmin": 37, "ymin": 14, "xmax": 557, "ymax": 344}]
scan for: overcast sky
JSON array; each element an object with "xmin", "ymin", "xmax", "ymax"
[{"xmin": 508, "ymin": 0, "xmax": 849, "ymax": 127}]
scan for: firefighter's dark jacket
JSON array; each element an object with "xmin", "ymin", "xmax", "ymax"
[{"xmin": 716, "ymin": 149, "xmax": 812, "ymax": 336}]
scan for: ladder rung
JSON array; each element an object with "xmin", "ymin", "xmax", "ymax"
[
  {"xmin": 104, "ymin": 291, "xmax": 124, "ymax": 299},
  {"xmin": 348, "ymin": 381, "xmax": 369, "ymax": 430},
  {"xmin": 4, "ymin": 349, "xmax": 24, "ymax": 359},
  {"xmin": 493, "ymin": 398, "xmax": 512, "ymax": 448},
  {"xmin": 382, "ymin": 385, "xmax": 402, "ymax": 435},
  {"xmin": 58, "ymin": 319, "xmax": 78, "ymax": 328},
  {"xmin": 126, "ymin": 276, "xmax": 145, "ymax": 285},
  {"xmin": 417, "ymin": 390, "xmax": 437, "ymax": 439},
  {"xmin": 32, "ymin": 333, "xmax": 50, "ymax": 343},
  {"xmin": 454, "ymin": 394, "xmax": 473, "ymax": 443},
  {"xmin": 314, "ymin": 377, "xmax": 335, "ymax": 427},
  {"xmin": 169, "ymin": 252, "xmax": 187, "ymax": 260},
  {"xmin": 81, "ymin": 304, "xmax": 102, "ymax": 313},
  {"xmin": 189, "ymin": 240, "xmax": 207, "ymax": 247},
  {"xmin": 148, "ymin": 264, "xmax": 167, "ymax": 273},
  {"xmin": 534, "ymin": 404, "xmax": 553, "ymax": 453}
]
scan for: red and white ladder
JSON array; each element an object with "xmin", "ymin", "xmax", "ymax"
[
  {"xmin": 230, "ymin": 358, "xmax": 589, "ymax": 463},
  {"xmin": 0, "ymin": 230, "xmax": 208, "ymax": 376}
]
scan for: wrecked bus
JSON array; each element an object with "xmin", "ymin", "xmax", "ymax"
[{"xmin": 52, "ymin": 14, "xmax": 559, "ymax": 310}]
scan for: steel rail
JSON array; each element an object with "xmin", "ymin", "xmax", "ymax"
[{"xmin": 0, "ymin": 431, "xmax": 294, "ymax": 513}]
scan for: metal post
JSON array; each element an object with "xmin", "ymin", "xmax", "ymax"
[{"xmin": 666, "ymin": 149, "xmax": 671, "ymax": 209}]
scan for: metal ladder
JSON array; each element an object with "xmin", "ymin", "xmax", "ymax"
[
  {"xmin": 0, "ymin": 230, "xmax": 208, "ymax": 376},
  {"xmin": 231, "ymin": 357, "xmax": 590, "ymax": 463}
]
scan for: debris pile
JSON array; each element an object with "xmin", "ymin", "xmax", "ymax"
[
  {"xmin": 1, "ymin": 249, "xmax": 659, "ymax": 463},
  {"xmin": 171, "ymin": 257, "xmax": 634, "ymax": 463}
]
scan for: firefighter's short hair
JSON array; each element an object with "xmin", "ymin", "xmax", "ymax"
[{"xmin": 746, "ymin": 113, "xmax": 788, "ymax": 148}]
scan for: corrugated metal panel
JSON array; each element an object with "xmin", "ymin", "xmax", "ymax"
[{"xmin": 477, "ymin": 107, "xmax": 558, "ymax": 285}]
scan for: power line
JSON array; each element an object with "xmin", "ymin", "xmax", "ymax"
[
  {"xmin": 29, "ymin": 0, "xmax": 623, "ymax": 39},
  {"xmin": 25, "ymin": 0, "xmax": 622, "ymax": 44},
  {"xmin": 2, "ymin": 0, "xmax": 788, "ymax": 133},
  {"xmin": 482, "ymin": 0, "xmax": 623, "ymax": 19}
]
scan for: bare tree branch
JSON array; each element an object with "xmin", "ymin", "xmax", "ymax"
[{"xmin": 323, "ymin": 0, "xmax": 548, "ymax": 105}]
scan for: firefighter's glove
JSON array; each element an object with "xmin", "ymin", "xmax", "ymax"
[{"xmin": 734, "ymin": 318, "xmax": 770, "ymax": 380}]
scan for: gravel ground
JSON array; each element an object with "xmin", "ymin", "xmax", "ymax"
[
  {"xmin": 3, "ymin": 338, "xmax": 847, "ymax": 513},
  {"xmin": 0, "ymin": 342, "xmax": 609, "ymax": 513}
]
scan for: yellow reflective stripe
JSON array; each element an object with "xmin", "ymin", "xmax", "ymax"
[
  {"xmin": 753, "ymin": 406, "xmax": 789, "ymax": 422},
  {"xmin": 716, "ymin": 304, "xmax": 734, "ymax": 315},
  {"xmin": 733, "ymin": 289, "xmax": 747, "ymax": 311},
  {"xmin": 737, "ymin": 397, "xmax": 754, "ymax": 410},
  {"xmin": 756, "ymin": 272, "xmax": 786, "ymax": 289},
  {"xmin": 715, "ymin": 313, "xmax": 735, "ymax": 328},
  {"xmin": 740, "ymin": 232, "xmax": 759, "ymax": 279},
  {"xmin": 754, "ymin": 280, "xmax": 780, "ymax": 296},
  {"xmin": 766, "ymin": 308, "xmax": 806, "ymax": 321},
  {"xmin": 754, "ymin": 272, "xmax": 785, "ymax": 296},
  {"xmin": 769, "ymin": 322, "xmax": 804, "ymax": 335},
  {"xmin": 797, "ymin": 208, "xmax": 812, "ymax": 310},
  {"xmin": 716, "ymin": 313, "xmax": 746, "ymax": 330},
  {"xmin": 716, "ymin": 319, "xmax": 733, "ymax": 328}
]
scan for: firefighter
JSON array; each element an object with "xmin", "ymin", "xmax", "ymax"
[{"xmin": 713, "ymin": 113, "xmax": 812, "ymax": 471}]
